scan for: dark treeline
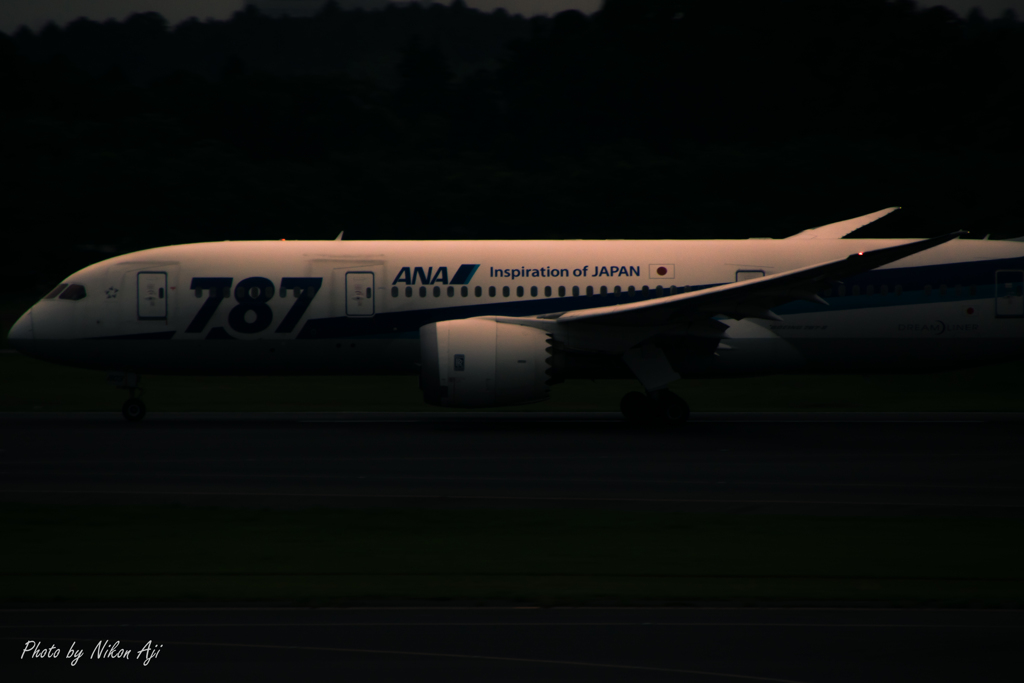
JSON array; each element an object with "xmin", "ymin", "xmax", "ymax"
[
  {"xmin": 2, "ymin": 0, "xmax": 1023, "ymax": 293},
  {"xmin": 9, "ymin": 1, "xmax": 530, "ymax": 86}
]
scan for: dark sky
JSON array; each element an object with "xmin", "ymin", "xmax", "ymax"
[{"xmin": 4, "ymin": 1, "xmax": 1020, "ymax": 33}]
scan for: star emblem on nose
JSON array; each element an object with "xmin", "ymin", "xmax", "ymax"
[{"xmin": 106, "ymin": 287, "xmax": 119, "ymax": 299}]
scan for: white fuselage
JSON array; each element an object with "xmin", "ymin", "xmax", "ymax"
[{"xmin": 9, "ymin": 238, "xmax": 1024, "ymax": 379}]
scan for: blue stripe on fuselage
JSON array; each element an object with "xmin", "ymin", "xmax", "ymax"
[
  {"xmin": 778, "ymin": 255, "xmax": 1024, "ymax": 314},
  {"xmin": 845, "ymin": 255, "xmax": 1024, "ymax": 290},
  {"xmin": 294, "ymin": 255, "xmax": 1023, "ymax": 339}
]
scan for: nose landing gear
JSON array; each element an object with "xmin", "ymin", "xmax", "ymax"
[
  {"xmin": 109, "ymin": 372, "xmax": 147, "ymax": 422},
  {"xmin": 122, "ymin": 391, "xmax": 147, "ymax": 422},
  {"xmin": 620, "ymin": 389, "xmax": 690, "ymax": 427}
]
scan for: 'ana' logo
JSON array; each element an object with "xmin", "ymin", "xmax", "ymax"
[{"xmin": 392, "ymin": 264, "xmax": 479, "ymax": 286}]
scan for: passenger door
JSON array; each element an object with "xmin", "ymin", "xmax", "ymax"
[
  {"xmin": 331, "ymin": 269, "xmax": 381, "ymax": 318},
  {"xmin": 137, "ymin": 271, "xmax": 168, "ymax": 320},
  {"xmin": 346, "ymin": 271, "xmax": 375, "ymax": 317}
]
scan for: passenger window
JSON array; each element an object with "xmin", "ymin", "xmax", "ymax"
[
  {"xmin": 475, "ymin": 286, "xmax": 482, "ymax": 297},
  {"xmin": 940, "ymin": 284, "xmax": 947, "ymax": 296},
  {"xmin": 838, "ymin": 285, "xmax": 846, "ymax": 296},
  {"xmin": 881, "ymin": 285, "xmax": 888, "ymax": 295},
  {"xmin": 406, "ymin": 286, "xmax": 413, "ymax": 298},
  {"xmin": 641, "ymin": 285, "xmax": 649, "ymax": 295},
  {"xmin": 924, "ymin": 285, "xmax": 932, "ymax": 296},
  {"xmin": 461, "ymin": 286, "xmax": 469, "ymax": 297},
  {"xmin": 517, "ymin": 286, "xmax": 524, "ymax": 297},
  {"xmin": 670, "ymin": 286, "xmax": 677, "ymax": 295},
  {"xmin": 655, "ymin": 285, "xmax": 663, "ymax": 296},
  {"xmin": 586, "ymin": 286, "xmax": 593, "ymax": 296},
  {"xmin": 433, "ymin": 286, "xmax": 441, "ymax": 297},
  {"xmin": 530, "ymin": 286, "xmax": 537, "ymax": 297},
  {"xmin": 558, "ymin": 286, "xmax": 565, "ymax": 297},
  {"xmin": 447, "ymin": 286, "xmax": 454, "ymax": 297},
  {"xmin": 613, "ymin": 286, "xmax": 621, "ymax": 296},
  {"xmin": 59, "ymin": 284, "xmax": 87, "ymax": 301},
  {"xmin": 544, "ymin": 286, "xmax": 551, "ymax": 297},
  {"xmin": 44, "ymin": 284, "xmax": 69, "ymax": 299},
  {"xmin": 895, "ymin": 285, "xmax": 902, "ymax": 296},
  {"xmin": 391, "ymin": 286, "xmax": 399, "ymax": 298},
  {"xmin": 600, "ymin": 286, "xmax": 608, "ymax": 295},
  {"xmin": 852, "ymin": 285, "xmax": 860, "ymax": 296},
  {"xmin": 866, "ymin": 285, "xmax": 874, "ymax": 296},
  {"xmin": 502, "ymin": 286, "xmax": 510, "ymax": 297},
  {"xmin": 489, "ymin": 286, "xmax": 496, "ymax": 297},
  {"xmin": 628, "ymin": 286, "xmax": 635, "ymax": 295},
  {"xmin": 572, "ymin": 286, "xmax": 579, "ymax": 296},
  {"xmin": 419, "ymin": 286, "xmax": 427, "ymax": 298}
]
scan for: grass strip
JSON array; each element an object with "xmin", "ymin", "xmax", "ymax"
[{"xmin": 2, "ymin": 504, "xmax": 1023, "ymax": 604}]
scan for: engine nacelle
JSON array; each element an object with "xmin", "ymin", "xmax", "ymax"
[{"xmin": 420, "ymin": 319, "xmax": 554, "ymax": 407}]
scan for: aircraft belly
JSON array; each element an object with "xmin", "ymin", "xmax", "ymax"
[
  {"xmin": 737, "ymin": 301, "xmax": 1024, "ymax": 373},
  {"xmin": 784, "ymin": 337, "xmax": 1022, "ymax": 372},
  {"xmin": 670, "ymin": 318, "xmax": 805, "ymax": 377},
  {"xmin": 28, "ymin": 338, "xmax": 420, "ymax": 375}
]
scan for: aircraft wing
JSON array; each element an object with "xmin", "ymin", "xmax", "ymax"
[
  {"xmin": 785, "ymin": 207, "xmax": 899, "ymax": 240},
  {"xmin": 550, "ymin": 231, "xmax": 965, "ymax": 327}
]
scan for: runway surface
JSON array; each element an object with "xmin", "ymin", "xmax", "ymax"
[
  {"xmin": 1, "ymin": 412, "xmax": 1023, "ymax": 515},
  {"xmin": 2, "ymin": 412, "xmax": 1022, "ymax": 681}
]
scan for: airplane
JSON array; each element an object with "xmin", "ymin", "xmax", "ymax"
[{"xmin": 6, "ymin": 207, "xmax": 1024, "ymax": 422}]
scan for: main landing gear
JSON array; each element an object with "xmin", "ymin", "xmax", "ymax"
[{"xmin": 620, "ymin": 389, "xmax": 690, "ymax": 427}]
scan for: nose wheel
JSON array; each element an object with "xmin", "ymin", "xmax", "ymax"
[
  {"xmin": 122, "ymin": 397, "xmax": 147, "ymax": 421},
  {"xmin": 620, "ymin": 389, "xmax": 690, "ymax": 427},
  {"xmin": 119, "ymin": 383, "xmax": 147, "ymax": 422},
  {"xmin": 109, "ymin": 373, "xmax": 147, "ymax": 421}
]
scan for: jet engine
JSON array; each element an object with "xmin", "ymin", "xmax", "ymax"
[{"xmin": 420, "ymin": 319, "xmax": 555, "ymax": 407}]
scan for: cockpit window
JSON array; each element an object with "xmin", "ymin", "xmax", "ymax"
[
  {"xmin": 44, "ymin": 284, "xmax": 69, "ymax": 299},
  {"xmin": 59, "ymin": 284, "xmax": 87, "ymax": 301}
]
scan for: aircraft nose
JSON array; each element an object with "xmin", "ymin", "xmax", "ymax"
[{"xmin": 7, "ymin": 308, "xmax": 34, "ymax": 354}]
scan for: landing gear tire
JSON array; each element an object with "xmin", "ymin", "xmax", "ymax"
[{"xmin": 122, "ymin": 398, "xmax": 147, "ymax": 422}]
